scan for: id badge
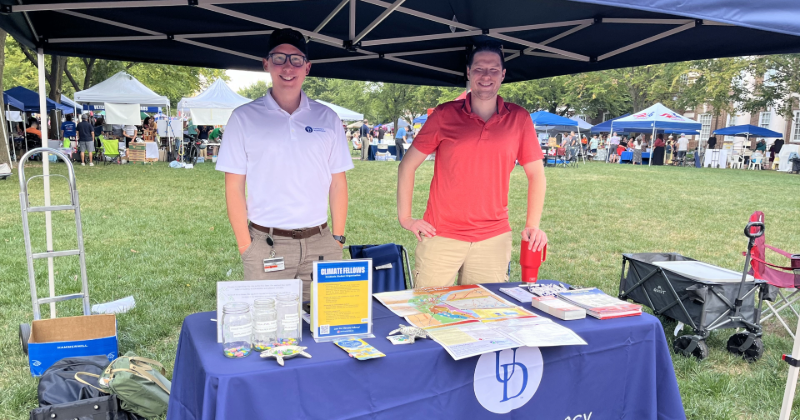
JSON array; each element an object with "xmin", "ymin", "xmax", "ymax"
[{"xmin": 263, "ymin": 257, "xmax": 285, "ymax": 273}]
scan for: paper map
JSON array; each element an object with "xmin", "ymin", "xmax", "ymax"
[
  {"xmin": 374, "ymin": 285, "xmax": 587, "ymax": 360},
  {"xmin": 373, "ymin": 285, "xmax": 523, "ymax": 328}
]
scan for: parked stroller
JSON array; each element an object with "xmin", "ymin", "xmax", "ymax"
[{"xmin": 618, "ymin": 219, "xmax": 769, "ymax": 361}]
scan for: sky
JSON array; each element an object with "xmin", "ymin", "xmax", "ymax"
[{"xmin": 225, "ymin": 69, "xmax": 271, "ymax": 93}]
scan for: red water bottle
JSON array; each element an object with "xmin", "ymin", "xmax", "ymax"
[{"xmin": 520, "ymin": 242, "xmax": 547, "ymax": 283}]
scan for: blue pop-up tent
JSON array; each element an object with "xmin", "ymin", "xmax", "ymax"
[
  {"xmin": 713, "ymin": 124, "xmax": 783, "ymax": 138},
  {"xmin": 608, "ymin": 103, "xmax": 701, "ymax": 166},
  {"xmin": 531, "ymin": 111, "xmax": 587, "ymax": 163},
  {"xmin": 413, "ymin": 115, "xmax": 428, "ymax": 124},
  {"xmin": 5, "ymin": 87, "xmax": 74, "ymax": 114},
  {"xmin": 4, "ymin": 92, "xmax": 24, "ymax": 111}
]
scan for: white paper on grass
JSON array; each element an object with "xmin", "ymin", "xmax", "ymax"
[
  {"xmin": 190, "ymin": 108, "xmax": 234, "ymax": 126},
  {"xmin": 104, "ymin": 103, "xmax": 141, "ymax": 125},
  {"xmin": 216, "ymin": 279, "xmax": 303, "ymax": 343}
]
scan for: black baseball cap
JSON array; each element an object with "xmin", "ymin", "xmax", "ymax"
[{"xmin": 268, "ymin": 28, "xmax": 308, "ymax": 58}]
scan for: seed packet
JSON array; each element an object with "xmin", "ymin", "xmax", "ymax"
[
  {"xmin": 334, "ymin": 338, "xmax": 386, "ymax": 360},
  {"xmin": 387, "ymin": 335, "xmax": 413, "ymax": 345}
]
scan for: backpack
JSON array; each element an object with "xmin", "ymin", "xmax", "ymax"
[{"xmin": 76, "ymin": 352, "xmax": 171, "ymax": 418}]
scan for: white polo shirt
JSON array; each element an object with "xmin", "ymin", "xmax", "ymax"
[{"xmin": 216, "ymin": 89, "xmax": 353, "ymax": 229}]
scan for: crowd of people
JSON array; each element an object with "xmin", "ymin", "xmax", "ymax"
[{"xmin": 346, "ymin": 118, "xmax": 415, "ymax": 161}]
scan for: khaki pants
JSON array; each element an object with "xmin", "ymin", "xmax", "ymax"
[
  {"xmin": 414, "ymin": 231, "xmax": 512, "ymax": 288},
  {"xmin": 241, "ymin": 225, "xmax": 343, "ymax": 301}
]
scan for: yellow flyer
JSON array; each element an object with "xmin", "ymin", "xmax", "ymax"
[{"xmin": 312, "ymin": 260, "xmax": 373, "ymax": 342}]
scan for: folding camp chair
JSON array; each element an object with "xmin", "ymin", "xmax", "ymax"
[
  {"xmin": 746, "ymin": 211, "xmax": 800, "ymax": 338},
  {"xmin": 347, "ymin": 244, "xmax": 413, "ymax": 292},
  {"xmin": 99, "ymin": 137, "xmax": 120, "ymax": 165}
]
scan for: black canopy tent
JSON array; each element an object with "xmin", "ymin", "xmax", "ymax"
[{"xmin": 0, "ymin": 0, "xmax": 799, "ymax": 87}]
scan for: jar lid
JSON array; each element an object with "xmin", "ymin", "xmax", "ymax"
[
  {"xmin": 223, "ymin": 301, "xmax": 250, "ymax": 314},
  {"xmin": 276, "ymin": 293, "xmax": 298, "ymax": 302}
]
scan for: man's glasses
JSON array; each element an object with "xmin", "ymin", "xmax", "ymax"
[{"xmin": 268, "ymin": 53, "xmax": 307, "ymax": 67}]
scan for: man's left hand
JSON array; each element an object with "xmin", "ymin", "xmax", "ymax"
[{"xmin": 521, "ymin": 227, "xmax": 547, "ymax": 252}]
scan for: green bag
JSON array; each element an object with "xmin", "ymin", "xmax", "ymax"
[{"xmin": 75, "ymin": 352, "xmax": 171, "ymax": 418}]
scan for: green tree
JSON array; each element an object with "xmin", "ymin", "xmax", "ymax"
[
  {"xmin": 738, "ymin": 54, "xmax": 800, "ymax": 118},
  {"xmin": 237, "ymin": 80, "xmax": 271, "ymax": 100}
]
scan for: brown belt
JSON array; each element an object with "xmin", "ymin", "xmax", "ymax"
[{"xmin": 249, "ymin": 222, "xmax": 327, "ymax": 239}]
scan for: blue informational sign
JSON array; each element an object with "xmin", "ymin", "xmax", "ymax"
[{"xmin": 312, "ymin": 260, "xmax": 373, "ymax": 341}]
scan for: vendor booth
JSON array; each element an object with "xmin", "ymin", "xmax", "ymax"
[
  {"xmin": 609, "ymin": 103, "xmax": 702, "ymax": 166},
  {"xmin": 7, "ymin": 0, "xmax": 800, "ymax": 419},
  {"xmin": 712, "ymin": 125, "xmax": 784, "ymax": 169},
  {"xmin": 177, "ymin": 78, "xmax": 251, "ymax": 126},
  {"xmin": 530, "ymin": 111, "xmax": 586, "ymax": 165}
]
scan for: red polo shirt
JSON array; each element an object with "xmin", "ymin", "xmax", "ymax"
[{"xmin": 412, "ymin": 93, "xmax": 543, "ymax": 242}]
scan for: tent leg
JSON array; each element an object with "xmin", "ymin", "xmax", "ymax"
[
  {"xmin": 37, "ymin": 47, "xmax": 56, "ymax": 319},
  {"xmin": 4, "ymin": 104, "xmax": 12, "ymax": 168},
  {"xmin": 649, "ymin": 125, "xmax": 655, "ymax": 167},
  {"xmin": 577, "ymin": 126, "xmax": 585, "ymax": 164}
]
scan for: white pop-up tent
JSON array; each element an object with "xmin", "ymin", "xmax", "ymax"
[
  {"xmin": 74, "ymin": 71, "xmax": 170, "ymax": 124},
  {"xmin": 177, "ymin": 78, "xmax": 251, "ymax": 125},
  {"xmin": 315, "ymin": 100, "xmax": 364, "ymax": 121},
  {"xmin": 610, "ymin": 103, "xmax": 702, "ymax": 166}
]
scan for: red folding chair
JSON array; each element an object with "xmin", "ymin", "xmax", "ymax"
[{"xmin": 746, "ymin": 211, "xmax": 800, "ymax": 338}]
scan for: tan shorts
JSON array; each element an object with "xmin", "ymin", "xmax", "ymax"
[
  {"xmin": 241, "ymin": 224, "xmax": 343, "ymax": 301},
  {"xmin": 413, "ymin": 231, "xmax": 512, "ymax": 288}
]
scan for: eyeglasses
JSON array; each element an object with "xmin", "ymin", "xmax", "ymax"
[{"xmin": 268, "ymin": 53, "xmax": 307, "ymax": 67}]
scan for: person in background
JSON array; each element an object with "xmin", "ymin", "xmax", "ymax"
[
  {"xmin": 607, "ymin": 131, "xmax": 620, "ymax": 163},
  {"xmin": 756, "ymin": 139, "xmax": 767, "ymax": 153},
  {"xmin": 26, "ymin": 119, "xmax": 42, "ymax": 140},
  {"xmin": 359, "ymin": 119, "xmax": 371, "ymax": 160},
  {"xmin": 61, "ymin": 114, "xmax": 76, "ymax": 147},
  {"xmin": 123, "ymin": 124, "xmax": 137, "ymax": 148},
  {"xmin": 209, "ymin": 126, "xmax": 224, "ymax": 157},
  {"xmin": 378, "ymin": 125, "xmax": 386, "ymax": 143},
  {"xmin": 632, "ymin": 135, "xmax": 643, "ymax": 165},
  {"xmin": 666, "ymin": 137, "xmax": 674, "ymax": 165},
  {"xmin": 345, "ymin": 126, "xmax": 352, "ymax": 145},
  {"xmin": 652, "ymin": 133, "xmax": 666, "ymax": 165},
  {"xmin": 198, "ymin": 125, "xmax": 211, "ymax": 159},
  {"xmin": 675, "ymin": 134, "xmax": 689, "ymax": 163},
  {"xmin": 617, "ymin": 137, "xmax": 627, "ymax": 161},
  {"xmin": 76, "ymin": 114, "xmax": 95, "ymax": 166},
  {"xmin": 707, "ymin": 135, "xmax": 717, "ymax": 150},
  {"xmin": 589, "ymin": 134, "xmax": 599, "ymax": 157},
  {"xmin": 395, "ymin": 124, "xmax": 407, "ymax": 161}
]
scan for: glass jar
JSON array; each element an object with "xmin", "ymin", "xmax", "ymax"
[
  {"xmin": 222, "ymin": 302, "xmax": 252, "ymax": 358},
  {"xmin": 252, "ymin": 298, "xmax": 278, "ymax": 352},
  {"xmin": 276, "ymin": 293, "xmax": 300, "ymax": 346}
]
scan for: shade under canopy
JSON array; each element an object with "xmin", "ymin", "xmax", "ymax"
[{"xmin": 2, "ymin": 1, "xmax": 800, "ymax": 86}]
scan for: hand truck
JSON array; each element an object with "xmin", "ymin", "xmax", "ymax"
[{"xmin": 17, "ymin": 147, "xmax": 91, "ymax": 354}]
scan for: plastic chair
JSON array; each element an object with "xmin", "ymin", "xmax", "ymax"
[
  {"xmin": 745, "ymin": 211, "xmax": 800, "ymax": 338},
  {"xmin": 748, "ymin": 155, "xmax": 763, "ymax": 170},
  {"xmin": 99, "ymin": 137, "xmax": 120, "ymax": 165},
  {"xmin": 346, "ymin": 244, "xmax": 413, "ymax": 292}
]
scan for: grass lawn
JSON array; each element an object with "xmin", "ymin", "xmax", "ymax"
[{"xmin": 1, "ymin": 158, "xmax": 800, "ymax": 419}]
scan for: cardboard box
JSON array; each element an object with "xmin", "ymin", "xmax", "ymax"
[{"xmin": 27, "ymin": 314, "xmax": 118, "ymax": 376}]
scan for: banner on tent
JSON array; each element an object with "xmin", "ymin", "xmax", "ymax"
[
  {"xmin": 85, "ymin": 104, "xmax": 161, "ymax": 113},
  {"xmin": 104, "ymin": 103, "xmax": 142, "ymax": 125},
  {"xmin": 190, "ymin": 108, "xmax": 234, "ymax": 126}
]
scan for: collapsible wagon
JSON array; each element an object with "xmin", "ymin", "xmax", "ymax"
[{"xmin": 618, "ymin": 221, "xmax": 768, "ymax": 361}]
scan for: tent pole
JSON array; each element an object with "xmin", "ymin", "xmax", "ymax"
[
  {"xmin": 2, "ymin": 104, "xmax": 11, "ymax": 169},
  {"xmin": 5, "ymin": 104, "xmax": 13, "ymax": 167},
  {"xmin": 23, "ymin": 112, "xmax": 28, "ymax": 154},
  {"xmin": 38, "ymin": 47, "xmax": 56, "ymax": 318},
  {"xmin": 577, "ymin": 125, "xmax": 585, "ymax": 164},
  {"xmin": 649, "ymin": 124, "xmax": 655, "ymax": 167},
  {"xmin": 607, "ymin": 122, "xmax": 613, "ymax": 163}
]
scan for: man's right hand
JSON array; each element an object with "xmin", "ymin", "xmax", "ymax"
[{"xmin": 400, "ymin": 217, "xmax": 436, "ymax": 241}]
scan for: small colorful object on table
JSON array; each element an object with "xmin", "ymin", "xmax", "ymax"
[
  {"xmin": 387, "ymin": 335, "xmax": 412, "ymax": 345},
  {"xmin": 260, "ymin": 345, "xmax": 312, "ymax": 366},
  {"xmin": 387, "ymin": 324, "xmax": 429, "ymax": 343},
  {"xmin": 223, "ymin": 345, "xmax": 251, "ymax": 358},
  {"xmin": 334, "ymin": 338, "xmax": 386, "ymax": 360},
  {"xmin": 277, "ymin": 338, "xmax": 299, "ymax": 346}
]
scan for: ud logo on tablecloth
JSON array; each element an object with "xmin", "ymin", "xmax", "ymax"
[{"xmin": 473, "ymin": 347, "xmax": 543, "ymax": 413}]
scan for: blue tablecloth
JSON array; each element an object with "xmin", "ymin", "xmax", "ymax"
[
  {"xmin": 619, "ymin": 151, "xmax": 651, "ymax": 163},
  {"xmin": 167, "ymin": 282, "xmax": 684, "ymax": 420},
  {"xmin": 368, "ymin": 145, "xmax": 399, "ymax": 161}
]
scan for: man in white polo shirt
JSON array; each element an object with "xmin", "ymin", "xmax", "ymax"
[{"xmin": 216, "ymin": 28, "xmax": 353, "ymax": 300}]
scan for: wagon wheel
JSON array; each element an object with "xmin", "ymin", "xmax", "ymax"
[
  {"xmin": 673, "ymin": 335, "xmax": 708, "ymax": 360},
  {"xmin": 19, "ymin": 323, "xmax": 30, "ymax": 355},
  {"xmin": 726, "ymin": 332, "xmax": 764, "ymax": 362}
]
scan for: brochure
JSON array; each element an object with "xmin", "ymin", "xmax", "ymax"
[
  {"xmin": 531, "ymin": 296, "xmax": 586, "ymax": 320},
  {"xmin": 499, "ymin": 287, "xmax": 535, "ymax": 303},
  {"xmin": 558, "ymin": 288, "xmax": 642, "ymax": 319}
]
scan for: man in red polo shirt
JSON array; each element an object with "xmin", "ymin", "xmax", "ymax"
[{"xmin": 397, "ymin": 41, "xmax": 547, "ymax": 288}]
